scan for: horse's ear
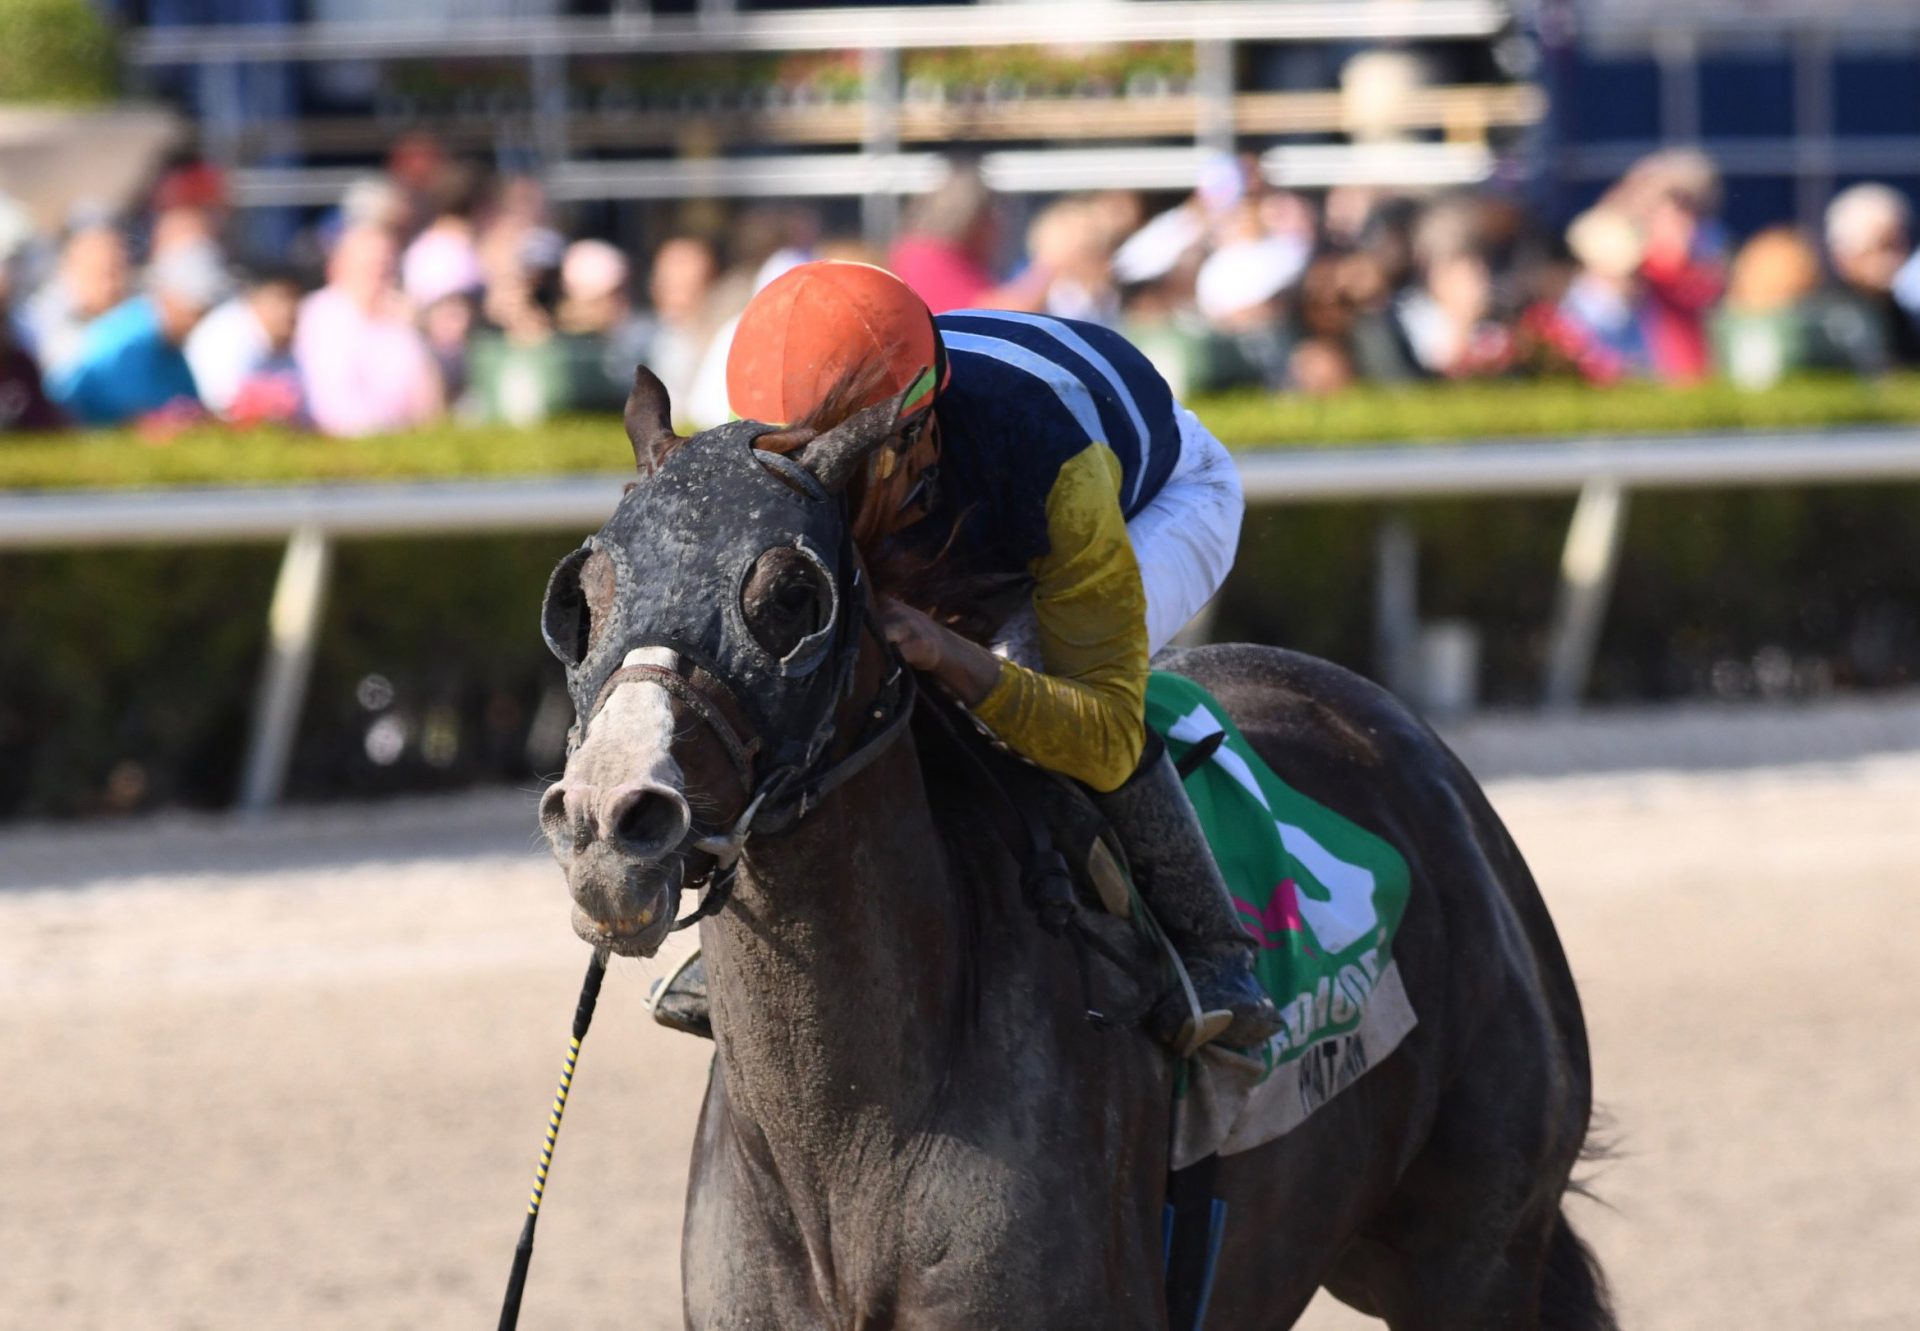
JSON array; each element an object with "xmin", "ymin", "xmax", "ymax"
[
  {"xmin": 793, "ymin": 375, "xmax": 920, "ymax": 494},
  {"xmin": 624, "ymin": 364, "xmax": 683, "ymax": 476}
]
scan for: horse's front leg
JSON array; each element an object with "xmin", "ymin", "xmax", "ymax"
[{"xmin": 680, "ymin": 1078, "xmax": 822, "ymax": 1330}]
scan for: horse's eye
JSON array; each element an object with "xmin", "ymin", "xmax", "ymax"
[{"xmin": 740, "ymin": 546, "xmax": 836, "ymax": 670}]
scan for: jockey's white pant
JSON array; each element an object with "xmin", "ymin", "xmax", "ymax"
[
  {"xmin": 995, "ymin": 404, "xmax": 1244, "ymax": 668},
  {"xmin": 1134, "ymin": 404, "xmax": 1244, "ymax": 653}
]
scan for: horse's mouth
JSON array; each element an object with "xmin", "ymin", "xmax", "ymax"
[
  {"xmin": 569, "ymin": 857, "xmax": 681, "ymax": 957},
  {"xmin": 571, "ymin": 899, "xmax": 677, "ymax": 956},
  {"xmin": 562, "ymin": 844, "xmax": 686, "ymax": 957}
]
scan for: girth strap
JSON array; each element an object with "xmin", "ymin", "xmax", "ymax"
[{"xmin": 1163, "ymin": 1152, "xmax": 1226, "ymax": 1330}]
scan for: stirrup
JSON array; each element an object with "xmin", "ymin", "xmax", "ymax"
[
  {"xmin": 1173, "ymin": 1009, "xmax": 1235, "ymax": 1058},
  {"xmin": 646, "ymin": 949, "xmax": 712, "ymax": 1041},
  {"xmin": 1152, "ymin": 950, "xmax": 1283, "ymax": 1056},
  {"xmin": 1190, "ymin": 954, "xmax": 1285, "ymax": 1051},
  {"xmin": 1147, "ymin": 934, "xmax": 1237, "ymax": 1057}
]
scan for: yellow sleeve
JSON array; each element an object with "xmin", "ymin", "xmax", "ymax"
[{"xmin": 969, "ymin": 445, "xmax": 1149, "ymax": 792}]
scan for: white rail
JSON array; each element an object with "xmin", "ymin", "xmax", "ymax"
[
  {"xmin": 0, "ymin": 475, "xmax": 629, "ymax": 549},
  {"xmin": 1233, "ymin": 428, "xmax": 1920, "ymax": 500},
  {"xmin": 12, "ymin": 428, "xmax": 1920, "ymax": 550},
  {"xmin": 227, "ymin": 142, "xmax": 1498, "ymax": 210},
  {"xmin": 8, "ymin": 425, "xmax": 1919, "ymax": 809}
]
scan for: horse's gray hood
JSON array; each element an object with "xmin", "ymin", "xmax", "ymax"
[{"xmin": 541, "ymin": 420, "xmax": 858, "ymax": 763}]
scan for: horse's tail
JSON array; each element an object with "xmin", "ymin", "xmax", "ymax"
[
  {"xmin": 1539, "ymin": 1207, "xmax": 1617, "ymax": 1331},
  {"xmin": 1539, "ymin": 1108, "xmax": 1618, "ymax": 1330}
]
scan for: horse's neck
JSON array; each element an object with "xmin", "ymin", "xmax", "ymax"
[
  {"xmin": 703, "ymin": 732, "xmax": 987, "ymax": 1171},
  {"xmin": 696, "ymin": 729, "xmax": 1175, "ymax": 1315}
]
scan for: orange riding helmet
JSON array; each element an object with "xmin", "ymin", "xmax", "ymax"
[{"xmin": 726, "ymin": 261, "xmax": 949, "ymax": 542}]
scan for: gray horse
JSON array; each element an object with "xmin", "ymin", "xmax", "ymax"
[{"xmin": 538, "ymin": 372, "xmax": 1613, "ymax": 1330}]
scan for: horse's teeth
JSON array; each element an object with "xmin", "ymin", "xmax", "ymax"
[{"xmin": 637, "ymin": 907, "xmax": 654, "ymax": 926}]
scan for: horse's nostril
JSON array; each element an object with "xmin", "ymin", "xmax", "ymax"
[
  {"xmin": 609, "ymin": 787, "xmax": 687, "ymax": 853},
  {"xmin": 539, "ymin": 783, "xmax": 569, "ymax": 829}
]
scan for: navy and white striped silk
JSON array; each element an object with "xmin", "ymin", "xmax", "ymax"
[{"xmin": 934, "ymin": 310, "xmax": 1182, "ymax": 523}]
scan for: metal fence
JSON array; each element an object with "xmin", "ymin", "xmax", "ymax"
[
  {"xmin": 124, "ymin": 0, "xmax": 1520, "ymax": 234},
  {"xmin": 7, "ymin": 425, "xmax": 1920, "ymax": 810}
]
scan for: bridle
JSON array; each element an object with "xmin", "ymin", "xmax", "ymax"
[{"xmin": 580, "ymin": 493, "xmax": 918, "ymax": 932}]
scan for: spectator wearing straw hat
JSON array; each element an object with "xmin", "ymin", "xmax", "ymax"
[{"xmin": 1191, "ymin": 235, "xmax": 1310, "ymax": 390}]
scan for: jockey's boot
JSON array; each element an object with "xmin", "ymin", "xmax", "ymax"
[
  {"xmin": 1096, "ymin": 736, "xmax": 1283, "ymax": 1056},
  {"xmin": 648, "ymin": 949, "xmax": 713, "ymax": 1040}
]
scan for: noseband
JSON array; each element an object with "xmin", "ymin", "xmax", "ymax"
[{"xmin": 585, "ymin": 547, "xmax": 918, "ymax": 932}]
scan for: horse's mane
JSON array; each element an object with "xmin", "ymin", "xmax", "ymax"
[{"xmin": 909, "ymin": 702, "xmax": 1007, "ymax": 1043}]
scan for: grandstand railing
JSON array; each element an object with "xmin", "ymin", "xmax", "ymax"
[
  {"xmin": 124, "ymin": 0, "xmax": 1527, "ymax": 224},
  {"xmin": 7, "ymin": 425, "xmax": 1920, "ymax": 809},
  {"xmin": 125, "ymin": 3, "xmax": 1512, "ymax": 62}
]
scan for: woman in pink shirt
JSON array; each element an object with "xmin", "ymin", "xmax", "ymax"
[
  {"xmin": 886, "ymin": 167, "xmax": 999, "ymax": 314},
  {"xmin": 294, "ymin": 225, "xmax": 443, "ymax": 436}
]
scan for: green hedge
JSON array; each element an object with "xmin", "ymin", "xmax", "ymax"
[
  {"xmin": 1217, "ymin": 486, "xmax": 1920, "ymax": 702},
  {"xmin": 8, "ymin": 374, "xmax": 1920, "ymax": 492},
  {"xmin": 0, "ymin": 534, "xmax": 579, "ymax": 816},
  {"xmin": 7, "ymin": 485, "xmax": 1915, "ymax": 819},
  {"xmin": 0, "ymin": 0, "xmax": 116, "ymax": 105},
  {"xmin": 5, "ymin": 377, "xmax": 1920, "ymax": 818},
  {"xmin": 1194, "ymin": 374, "xmax": 1920, "ymax": 448}
]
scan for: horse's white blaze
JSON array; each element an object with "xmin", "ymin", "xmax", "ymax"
[{"xmin": 568, "ymin": 646, "xmax": 685, "ymax": 795}]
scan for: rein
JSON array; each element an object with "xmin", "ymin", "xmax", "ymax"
[
  {"xmin": 674, "ymin": 651, "xmax": 916, "ymax": 933},
  {"xmin": 497, "ymin": 946, "xmax": 606, "ymax": 1331}
]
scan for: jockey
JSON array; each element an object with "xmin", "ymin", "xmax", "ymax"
[{"xmin": 658, "ymin": 260, "xmax": 1281, "ymax": 1054}]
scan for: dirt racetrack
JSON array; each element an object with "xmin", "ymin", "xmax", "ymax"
[{"xmin": 4, "ymin": 702, "xmax": 1918, "ymax": 1330}]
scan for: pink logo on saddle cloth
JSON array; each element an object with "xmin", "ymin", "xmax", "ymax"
[{"xmin": 1234, "ymin": 879, "xmax": 1307, "ymax": 952}]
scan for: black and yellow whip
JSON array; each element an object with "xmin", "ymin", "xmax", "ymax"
[{"xmin": 497, "ymin": 947, "xmax": 608, "ymax": 1331}]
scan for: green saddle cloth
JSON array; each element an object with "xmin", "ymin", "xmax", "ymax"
[{"xmin": 1146, "ymin": 671, "xmax": 1419, "ymax": 1163}]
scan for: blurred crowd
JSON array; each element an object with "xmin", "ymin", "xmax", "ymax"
[
  {"xmin": 5, "ymin": 139, "xmax": 1920, "ymax": 439},
  {"xmin": 1089, "ymin": 148, "xmax": 1920, "ymax": 398}
]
